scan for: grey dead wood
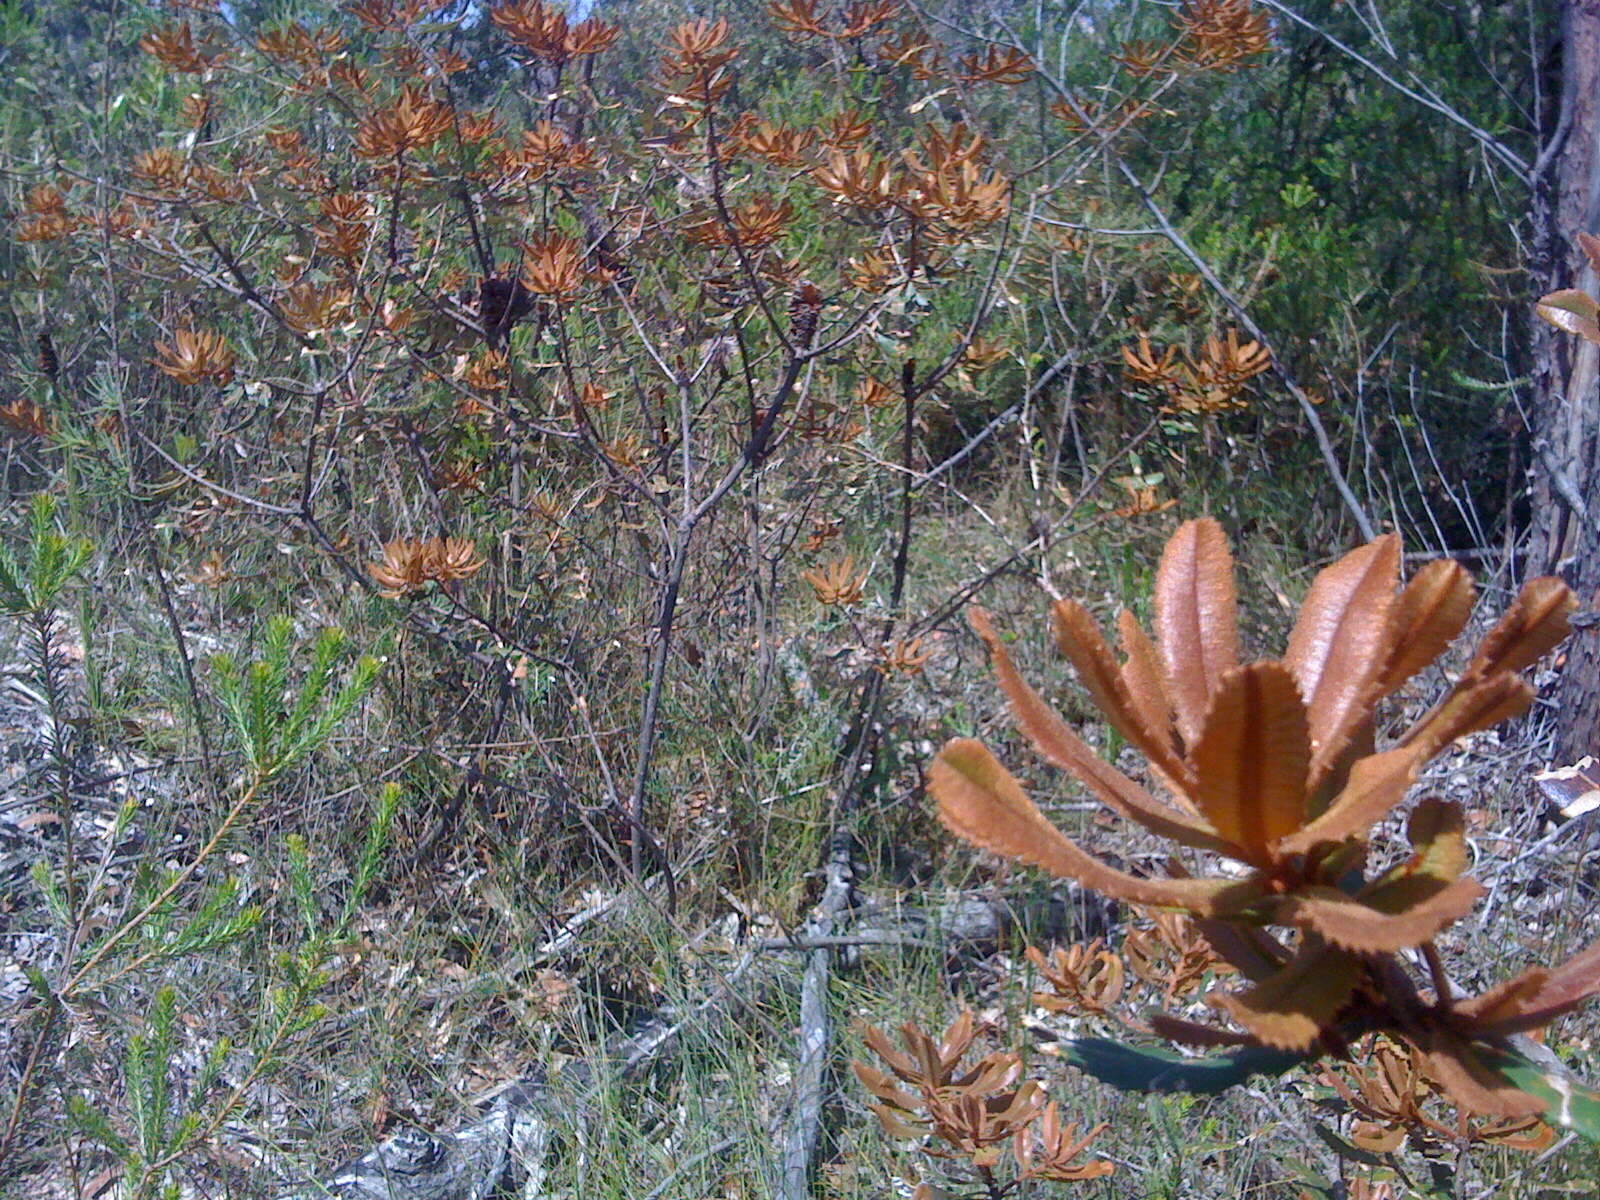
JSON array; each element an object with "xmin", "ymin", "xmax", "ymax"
[{"xmin": 777, "ymin": 826, "xmax": 857, "ymax": 1200}]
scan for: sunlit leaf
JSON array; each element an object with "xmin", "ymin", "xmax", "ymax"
[
  {"xmin": 1376, "ymin": 558, "xmax": 1475, "ymax": 693},
  {"xmin": 1115, "ymin": 609, "xmax": 1176, "ymax": 753},
  {"xmin": 1404, "ymin": 672, "xmax": 1535, "ymax": 752},
  {"xmin": 1536, "ymin": 288, "xmax": 1600, "ymax": 344},
  {"xmin": 1421, "ymin": 1033, "xmax": 1545, "ymax": 1120},
  {"xmin": 1461, "ymin": 940, "xmax": 1600, "ymax": 1036},
  {"xmin": 929, "ymin": 738, "xmax": 1243, "ymax": 911},
  {"xmin": 1469, "ymin": 577, "xmax": 1575, "ymax": 679},
  {"xmin": 1154, "ymin": 518, "xmax": 1239, "ymax": 746},
  {"xmin": 1284, "ymin": 534, "xmax": 1398, "ymax": 777},
  {"xmin": 966, "ymin": 609, "xmax": 1232, "ymax": 853},
  {"xmin": 1190, "ymin": 662, "xmax": 1311, "ymax": 863},
  {"xmin": 1052, "ymin": 597, "xmax": 1194, "ymax": 792}
]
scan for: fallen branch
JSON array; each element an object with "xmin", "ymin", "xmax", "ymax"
[
  {"xmin": 268, "ymin": 888, "xmax": 1107, "ymax": 1199},
  {"xmin": 777, "ymin": 826, "xmax": 857, "ymax": 1200}
]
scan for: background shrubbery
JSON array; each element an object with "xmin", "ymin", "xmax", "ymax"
[{"xmin": 2, "ymin": 1, "xmax": 1597, "ymax": 1196}]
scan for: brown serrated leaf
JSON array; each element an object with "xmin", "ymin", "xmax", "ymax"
[
  {"xmin": 1284, "ymin": 534, "xmax": 1398, "ymax": 775},
  {"xmin": 1399, "ymin": 796, "xmax": 1469, "ymax": 883},
  {"xmin": 861, "ymin": 1025, "xmax": 919, "ymax": 1083},
  {"xmin": 852, "ymin": 1060, "xmax": 922, "ymax": 1109},
  {"xmin": 1213, "ymin": 942, "xmax": 1361, "ymax": 1051},
  {"xmin": 1377, "ymin": 558, "xmax": 1475, "ymax": 693},
  {"xmin": 1468, "ymin": 577, "xmax": 1575, "ymax": 679},
  {"xmin": 1146, "ymin": 1011, "xmax": 1263, "ymax": 1048},
  {"xmin": 1190, "ymin": 662, "xmax": 1311, "ymax": 863},
  {"xmin": 1281, "ymin": 741, "xmax": 1434, "ymax": 853},
  {"xmin": 930, "ymin": 738, "xmax": 1245, "ymax": 912},
  {"xmin": 1052, "ymin": 597, "xmax": 1193, "ymax": 792},
  {"xmin": 1154, "ymin": 518, "xmax": 1239, "ymax": 747},
  {"xmin": 1452, "ymin": 969, "xmax": 1555, "ymax": 1032},
  {"xmin": 870, "ymin": 1103, "xmax": 931, "ymax": 1140},
  {"xmin": 1284, "ymin": 878, "xmax": 1482, "ymax": 952},
  {"xmin": 1464, "ymin": 940, "xmax": 1600, "ymax": 1036},
  {"xmin": 1404, "ymin": 672, "xmax": 1535, "ymax": 752},
  {"xmin": 1116, "ymin": 609, "xmax": 1175, "ymax": 746},
  {"xmin": 1191, "ymin": 917, "xmax": 1290, "ymax": 983},
  {"xmin": 967, "ymin": 608, "xmax": 1231, "ymax": 853},
  {"xmin": 1420, "ymin": 1035, "xmax": 1544, "ymax": 1119},
  {"xmin": 1350, "ymin": 1122, "xmax": 1408, "ymax": 1155}
]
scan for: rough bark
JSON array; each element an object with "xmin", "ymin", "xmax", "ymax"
[{"xmin": 1529, "ymin": 0, "xmax": 1600, "ymax": 762}]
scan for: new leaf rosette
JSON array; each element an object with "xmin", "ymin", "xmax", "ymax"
[{"xmin": 932, "ymin": 519, "xmax": 1600, "ymax": 1115}]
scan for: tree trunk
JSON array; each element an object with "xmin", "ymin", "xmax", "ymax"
[{"xmin": 1528, "ymin": 0, "xmax": 1600, "ymax": 763}]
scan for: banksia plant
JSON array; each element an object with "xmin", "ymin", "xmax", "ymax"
[
  {"xmin": 1320, "ymin": 1038, "xmax": 1554, "ymax": 1156},
  {"xmin": 852, "ymin": 1011, "xmax": 1113, "ymax": 1188},
  {"xmin": 367, "ymin": 536, "xmax": 485, "ymax": 598},
  {"xmin": 931, "ymin": 518, "xmax": 1600, "ymax": 1123},
  {"xmin": 154, "ymin": 327, "xmax": 237, "ymax": 387},
  {"xmin": 803, "ymin": 554, "xmax": 868, "ymax": 606}
]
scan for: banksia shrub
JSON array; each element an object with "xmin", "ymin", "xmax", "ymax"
[
  {"xmin": 367, "ymin": 536, "xmax": 485, "ymax": 598},
  {"xmin": 852, "ymin": 1011, "xmax": 1113, "ymax": 1189},
  {"xmin": 931, "ymin": 518, "xmax": 1600, "ymax": 1122}
]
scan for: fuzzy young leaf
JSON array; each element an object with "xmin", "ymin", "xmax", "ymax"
[
  {"xmin": 930, "ymin": 737, "xmax": 1243, "ymax": 912},
  {"xmin": 1052, "ymin": 597, "xmax": 1192, "ymax": 790},
  {"xmin": 1283, "ymin": 534, "xmax": 1398, "ymax": 775},
  {"xmin": 1213, "ymin": 942, "xmax": 1361, "ymax": 1050},
  {"xmin": 1154, "ymin": 518, "xmax": 1239, "ymax": 746},
  {"xmin": 1376, "ymin": 559, "xmax": 1475, "ymax": 693},
  {"xmin": 1468, "ymin": 578, "xmax": 1576, "ymax": 679},
  {"xmin": 1189, "ymin": 662, "xmax": 1311, "ymax": 862},
  {"xmin": 968, "ymin": 607, "xmax": 1232, "ymax": 854}
]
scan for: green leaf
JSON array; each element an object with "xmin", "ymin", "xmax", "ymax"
[
  {"xmin": 67, "ymin": 1093, "xmax": 129, "ymax": 1156},
  {"xmin": 1060, "ymin": 1037, "xmax": 1307, "ymax": 1094},
  {"xmin": 1477, "ymin": 1041, "xmax": 1600, "ymax": 1142},
  {"xmin": 1310, "ymin": 1120, "xmax": 1390, "ymax": 1168}
]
